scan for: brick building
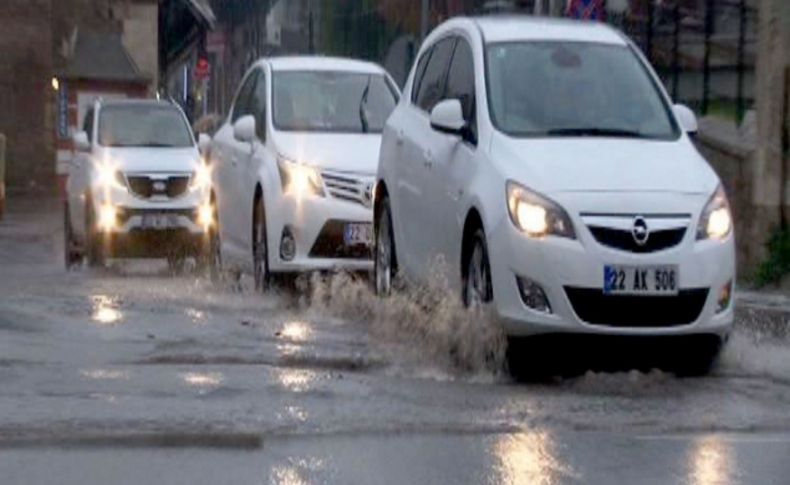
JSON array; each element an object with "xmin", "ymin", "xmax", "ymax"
[
  {"xmin": 0, "ymin": 0, "xmax": 158, "ymax": 192},
  {"xmin": 0, "ymin": 0, "xmax": 55, "ymax": 190}
]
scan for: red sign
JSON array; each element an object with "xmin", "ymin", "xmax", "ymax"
[{"xmin": 195, "ymin": 58, "xmax": 210, "ymax": 80}]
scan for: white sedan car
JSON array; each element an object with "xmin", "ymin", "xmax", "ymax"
[
  {"xmin": 65, "ymin": 99, "xmax": 213, "ymax": 268},
  {"xmin": 374, "ymin": 17, "xmax": 735, "ymax": 374},
  {"xmin": 208, "ymin": 57, "xmax": 399, "ymax": 289}
]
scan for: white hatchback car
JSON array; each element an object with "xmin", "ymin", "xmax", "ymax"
[
  {"xmin": 208, "ymin": 57, "xmax": 399, "ymax": 289},
  {"xmin": 65, "ymin": 99, "xmax": 213, "ymax": 268},
  {"xmin": 374, "ymin": 17, "xmax": 735, "ymax": 373}
]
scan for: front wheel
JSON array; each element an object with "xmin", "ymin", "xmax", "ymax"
[
  {"xmin": 252, "ymin": 196, "xmax": 270, "ymax": 292},
  {"xmin": 374, "ymin": 196, "xmax": 396, "ymax": 296},
  {"xmin": 63, "ymin": 202, "xmax": 83, "ymax": 269},
  {"xmin": 85, "ymin": 201, "xmax": 106, "ymax": 268},
  {"xmin": 463, "ymin": 228, "xmax": 493, "ymax": 309}
]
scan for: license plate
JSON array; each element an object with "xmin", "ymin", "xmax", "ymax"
[
  {"xmin": 603, "ymin": 265, "xmax": 679, "ymax": 295},
  {"xmin": 141, "ymin": 213, "xmax": 178, "ymax": 230},
  {"xmin": 343, "ymin": 223, "xmax": 373, "ymax": 246}
]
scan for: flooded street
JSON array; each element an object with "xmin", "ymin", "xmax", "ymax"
[{"xmin": 1, "ymin": 197, "xmax": 790, "ymax": 484}]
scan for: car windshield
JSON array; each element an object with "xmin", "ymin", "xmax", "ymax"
[
  {"xmin": 273, "ymin": 71, "xmax": 397, "ymax": 133},
  {"xmin": 485, "ymin": 41, "xmax": 679, "ymax": 139},
  {"xmin": 98, "ymin": 105, "xmax": 194, "ymax": 147}
]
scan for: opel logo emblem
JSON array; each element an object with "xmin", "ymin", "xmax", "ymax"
[
  {"xmin": 153, "ymin": 181, "xmax": 167, "ymax": 192},
  {"xmin": 632, "ymin": 216, "xmax": 650, "ymax": 246}
]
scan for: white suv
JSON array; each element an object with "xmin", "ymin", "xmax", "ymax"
[
  {"xmin": 64, "ymin": 99, "xmax": 213, "ymax": 268},
  {"xmin": 374, "ymin": 17, "xmax": 735, "ymax": 374},
  {"xmin": 207, "ymin": 57, "xmax": 399, "ymax": 289}
]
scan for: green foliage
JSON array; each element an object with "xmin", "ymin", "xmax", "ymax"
[{"xmin": 754, "ymin": 226, "xmax": 790, "ymax": 287}]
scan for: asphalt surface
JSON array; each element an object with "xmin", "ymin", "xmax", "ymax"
[{"xmin": 1, "ymin": 196, "xmax": 789, "ymax": 484}]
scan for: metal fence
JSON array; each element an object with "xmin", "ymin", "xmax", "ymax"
[{"xmin": 207, "ymin": 0, "xmax": 757, "ymax": 121}]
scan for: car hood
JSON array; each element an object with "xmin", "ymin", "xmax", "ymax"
[
  {"xmin": 274, "ymin": 132, "xmax": 382, "ymax": 175},
  {"xmin": 490, "ymin": 135, "xmax": 719, "ymax": 195},
  {"xmin": 98, "ymin": 147, "xmax": 201, "ymax": 173}
]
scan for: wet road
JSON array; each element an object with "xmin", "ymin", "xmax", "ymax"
[{"xmin": 1, "ymin": 196, "xmax": 790, "ymax": 484}]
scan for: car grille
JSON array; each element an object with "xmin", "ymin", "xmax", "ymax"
[
  {"xmin": 588, "ymin": 226, "xmax": 687, "ymax": 253},
  {"xmin": 564, "ymin": 287, "xmax": 709, "ymax": 327},
  {"xmin": 322, "ymin": 171, "xmax": 374, "ymax": 208},
  {"xmin": 309, "ymin": 220, "xmax": 373, "ymax": 259},
  {"xmin": 126, "ymin": 174, "xmax": 191, "ymax": 199}
]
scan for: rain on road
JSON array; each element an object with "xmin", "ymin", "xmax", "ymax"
[{"xmin": 1, "ymin": 197, "xmax": 790, "ymax": 484}]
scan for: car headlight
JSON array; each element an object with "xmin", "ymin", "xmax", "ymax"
[
  {"xmin": 190, "ymin": 161, "xmax": 212, "ymax": 191},
  {"xmin": 278, "ymin": 158, "xmax": 325, "ymax": 197},
  {"xmin": 95, "ymin": 162, "xmax": 125, "ymax": 190},
  {"xmin": 506, "ymin": 181, "xmax": 575, "ymax": 239},
  {"xmin": 697, "ymin": 185, "xmax": 732, "ymax": 240}
]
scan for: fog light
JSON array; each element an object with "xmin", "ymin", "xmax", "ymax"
[
  {"xmin": 280, "ymin": 227, "xmax": 296, "ymax": 261},
  {"xmin": 197, "ymin": 203, "xmax": 213, "ymax": 230},
  {"xmin": 517, "ymin": 276, "xmax": 552, "ymax": 313},
  {"xmin": 716, "ymin": 280, "xmax": 733, "ymax": 313},
  {"xmin": 98, "ymin": 204, "xmax": 117, "ymax": 231}
]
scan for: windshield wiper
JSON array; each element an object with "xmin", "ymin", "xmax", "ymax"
[
  {"xmin": 546, "ymin": 127, "xmax": 647, "ymax": 138},
  {"xmin": 358, "ymin": 75, "xmax": 371, "ymax": 134}
]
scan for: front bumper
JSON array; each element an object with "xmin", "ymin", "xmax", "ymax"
[
  {"xmin": 90, "ymin": 184, "xmax": 210, "ymax": 258},
  {"xmin": 92, "ymin": 183, "xmax": 210, "ymax": 236},
  {"xmin": 266, "ymin": 192, "xmax": 374, "ymax": 273},
  {"xmin": 487, "ymin": 213, "xmax": 735, "ymax": 338}
]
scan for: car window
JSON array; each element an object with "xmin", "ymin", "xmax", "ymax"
[
  {"xmin": 410, "ymin": 47, "xmax": 433, "ymax": 105},
  {"xmin": 231, "ymin": 70, "xmax": 259, "ymax": 123},
  {"xmin": 249, "ymin": 71, "xmax": 267, "ymax": 142},
  {"xmin": 83, "ymin": 108, "xmax": 94, "ymax": 142},
  {"xmin": 444, "ymin": 37, "xmax": 476, "ymax": 138},
  {"xmin": 272, "ymin": 71, "xmax": 397, "ymax": 133},
  {"xmin": 415, "ymin": 37, "xmax": 456, "ymax": 113},
  {"xmin": 98, "ymin": 105, "xmax": 194, "ymax": 148}
]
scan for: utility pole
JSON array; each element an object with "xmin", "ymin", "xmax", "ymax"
[{"xmin": 421, "ymin": 0, "xmax": 429, "ymax": 41}]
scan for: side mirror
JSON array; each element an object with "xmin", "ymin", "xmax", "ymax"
[
  {"xmin": 73, "ymin": 131, "xmax": 90, "ymax": 152},
  {"xmin": 430, "ymin": 99, "xmax": 466, "ymax": 136},
  {"xmin": 198, "ymin": 133, "xmax": 211, "ymax": 155},
  {"xmin": 673, "ymin": 104, "xmax": 698, "ymax": 136},
  {"xmin": 233, "ymin": 115, "xmax": 256, "ymax": 143}
]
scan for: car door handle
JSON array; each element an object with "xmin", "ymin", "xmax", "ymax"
[{"xmin": 396, "ymin": 129, "xmax": 405, "ymax": 146}]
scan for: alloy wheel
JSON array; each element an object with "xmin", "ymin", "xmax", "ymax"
[
  {"xmin": 464, "ymin": 233, "xmax": 492, "ymax": 310},
  {"xmin": 253, "ymin": 199, "xmax": 269, "ymax": 292},
  {"xmin": 375, "ymin": 203, "xmax": 393, "ymax": 296}
]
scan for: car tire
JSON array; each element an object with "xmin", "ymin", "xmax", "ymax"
[
  {"xmin": 463, "ymin": 228, "xmax": 493, "ymax": 309},
  {"xmin": 197, "ymin": 201, "xmax": 222, "ymax": 284},
  {"xmin": 668, "ymin": 336, "xmax": 723, "ymax": 377},
  {"xmin": 63, "ymin": 202, "xmax": 83, "ymax": 269},
  {"xmin": 85, "ymin": 199, "xmax": 106, "ymax": 268},
  {"xmin": 374, "ymin": 196, "xmax": 397, "ymax": 296},
  {"xmin": 252, "ymin": 196, "xmax": 270, "ymax": 292}
]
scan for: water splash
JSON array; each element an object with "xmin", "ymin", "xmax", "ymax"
[{"xmin": 306, "ymin": 263, "xmax": 506, "ymax": 377}]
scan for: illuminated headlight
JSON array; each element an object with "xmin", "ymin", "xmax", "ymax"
[
  {"xmin": 507, "ymin": 181, "xmax": 575, "ymax": 239},
  {"xmin": 95, "ymin": 163, "xmax": 125, "ymax": 190},
  {"xmin": 98, "ymin": 204, "xmax": 117, "ymax": 230},
  {"xmin": 197, "ymin": 203, "xmax": 213, "ymax": 230},
  {"xmin": 278, "ymin": 158, "xmax": 325, "ymax": 197},
  {"xmin": 190, "ymin": 161, "xmax": 212, "ymax": 191},
  {"xmin": 696, "ymin": 185, "xmax": 732, "ymax": 240}
]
